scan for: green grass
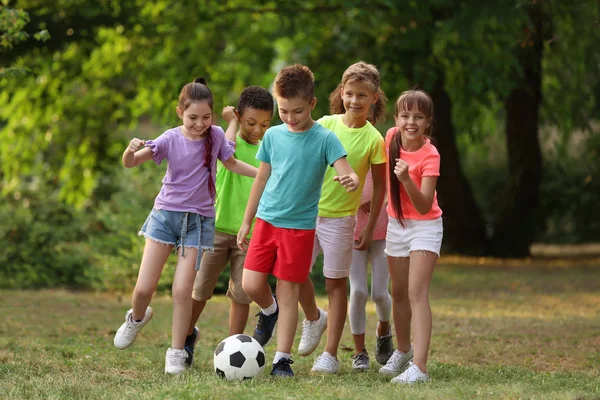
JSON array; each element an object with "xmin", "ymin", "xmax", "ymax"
[{"xmin": 1, "ymin": 261, "xmax": 599, "ymax": 399}]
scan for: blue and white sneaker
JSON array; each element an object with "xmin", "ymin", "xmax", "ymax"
[{"xmin": 271, "ymin": 358, "xmax": 294, "ymax": 377}]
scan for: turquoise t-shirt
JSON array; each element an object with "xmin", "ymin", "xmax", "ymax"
[
  {"xmin": 256, "ymin": 122, "xmax": 347, "ymax": 229},
  {"xmin": 214, "ymin": 134, "xmax": 261, "ymax": 236}
]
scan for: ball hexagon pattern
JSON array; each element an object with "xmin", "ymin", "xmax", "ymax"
[{"xmin": 213, "ymin": 334, "xmax": 266, "ymax": 381}]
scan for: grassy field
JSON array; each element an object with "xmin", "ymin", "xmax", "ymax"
[{"xmin": 1, "ymin": 258, "xmax": 599, "ymax": 399}]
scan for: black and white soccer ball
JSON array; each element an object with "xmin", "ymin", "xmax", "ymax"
[{"xmin": 213, "ymin": 334, "xmax": 266, "ymax": 381}]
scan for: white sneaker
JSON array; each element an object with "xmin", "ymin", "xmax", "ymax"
[
  {"xmin": 298, "ymin": 308, "xmax": 328, "ymax": 356},
  {"xmin": 311, "ymin": 351, "xmax": 339, "ymax": 373},
  {"xmin": 379, "ymin": 346, "xmax": 413, "ymax": 376},
  {"xmin": 165, "ymin": 348, "xmax": 188, "ymax": 374},
  {"xmin": 113, "ymin": 307, "xmax": 153, "ymax": 350},
  {"xmin": 390, "ymin": 362, "xmax": 429, "ymax": 384}
]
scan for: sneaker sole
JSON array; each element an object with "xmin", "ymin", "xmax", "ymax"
[{"xmin": 113, "ymin": 309, "xmax": 153, "ymax": 350}]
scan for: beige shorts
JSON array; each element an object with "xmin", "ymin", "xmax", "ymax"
[
  {"xmin": 192, "ymin": 230, "xmax": 252, "ymax": 304},
  {"xmin": 310, "ymin": 216, "xmax": 356, "ymax": 279}
]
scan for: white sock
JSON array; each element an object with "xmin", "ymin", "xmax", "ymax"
[
  {"xmin": 261, "ymin": 296, "xmax": 277, "ymax": 316},
  {"xmin": 273, "ymin": 352, "xmax": 290, "ymax": 364}
]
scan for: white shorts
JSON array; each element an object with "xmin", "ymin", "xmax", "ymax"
[
  {"xmin": 310, "ymin": 216, "xmax": 356, "ymax": 279},
  {"xmin": 385, "ymin": 217, "xmax": 443, "ymax": 258}
]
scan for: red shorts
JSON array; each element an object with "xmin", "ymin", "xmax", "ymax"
[{"xmin": 244, "ymin": 218, "xmax": 316, "ymax": 283}]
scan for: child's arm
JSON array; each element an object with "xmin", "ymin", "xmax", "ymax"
[
  {"xmin": 394, "ymin": 158, "xmax": 437, "ymax": 214},
  {"xmin": 355, "ymin": 163, "xmax": 386, "ymax": 250},
  {"xmin": 222, "ymin": 106, "xmax": 238, "ymax": 143},
  {"xmin": 331, "ymin": 157, "xmax": 359, "ymax": 192},
  {"xmin": 237, "ymin": 162, "xmax": 271, "ymax": 251},
  {"xmin": 221, "ymin": 155, "xmax": 258, "ymax": 178},
  {"xmin": 122, "ymin": 138, "xmax": 153, "ymax": 168}
]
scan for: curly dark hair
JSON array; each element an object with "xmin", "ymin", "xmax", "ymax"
[{"xmin": 237, "ymin": 86, "xmax": 274, "ymax": 116}]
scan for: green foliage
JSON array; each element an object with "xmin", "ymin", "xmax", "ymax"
[{"xmin": 0, "ymin": 188, "xmax": 94, "ymax": 289}]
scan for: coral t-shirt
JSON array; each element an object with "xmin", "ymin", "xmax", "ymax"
[{"xmin": 385, "ymin": 128, "xmax": 442, "ymax": 220}]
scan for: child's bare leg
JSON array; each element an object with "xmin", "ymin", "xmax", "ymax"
[
  {"xmin": 229, "ymin": 301, "xmax": 250, "ymax": 335},
  {"xmin": 242, "ymin": 269, "xmax": 273, "ymax": 308},
  {"xmin": 353, "ymin": 333, "xmax": 366, "ymax": 354},
  {"xmin": 188, "ymin": 299, "xmax": 206, "ymax": 335},
  {"xmin": 388, "ymin": 256, "xmax": 411, "ymax": 353},
  {"xmin": 132, "ymin": 240, "xmax": 173, "ymax": 319},
  {"xmin": 408, "ymin": 251, "xmax": 436, "ymax": 372},
  {"xmin": 323, "ymin": 277, "xmax": 347, "ymax": 358},
  {"xmin": 275, "ymin": 280, "xmax": 299, "ymax": 353},
  {"xmin": 298, "ymin": 277, "xmax": 320, "ymax": 321},
  {"xmin": 171, "ymin": 247, "xmax": 198, "ymax": 350}
]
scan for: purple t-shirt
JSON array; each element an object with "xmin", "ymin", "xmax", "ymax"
[{"xmin": 146, "ymin": 126, "xmax": 235, "ymax": 217}]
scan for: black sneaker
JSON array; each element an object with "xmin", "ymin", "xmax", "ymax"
[
  {"xmin": 253, "ymin": 303, "xmax": 278, "ymax": 347},
  {"xmin": 271, "ymin": 358, "xmax": 294, "ymax": 377},
  {"xmin": 184, "ymin": 326, "xmax": 199, "ymax": 367},
  {"xmin": 375, "ymin": 331, "xmax": 394, "ymax": 365}
]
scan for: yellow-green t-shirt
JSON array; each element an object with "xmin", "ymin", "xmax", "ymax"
[
  {"xmin": 316, "ymin": 114, "xmax": 386, "ymax": 217},
  {"xmin": 214, "ymin": 134, "xmax": 260, "ymax": 236}
]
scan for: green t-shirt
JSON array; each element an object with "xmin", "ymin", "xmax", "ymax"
[
  {"xmin": 214, "ymin": 134, "xmax": 260, "ymax": 236},
  {"xmin": 316, "ymin": 114, "xmax": 386, "ymax": 217}
]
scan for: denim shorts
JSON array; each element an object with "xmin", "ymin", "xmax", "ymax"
[{"xmin": 139, "ymin": 208, "xmax": 215, "ymax": 270}]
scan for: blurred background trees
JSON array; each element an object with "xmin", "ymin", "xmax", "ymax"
[{"xmin": 1, "ymin": 0, "xmax": 599, "ymax": 290}]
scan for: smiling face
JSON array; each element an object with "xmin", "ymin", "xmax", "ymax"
[
  {"xmin": 341, "ymin": 79, "xmax": 379, "ymax": 120},
  {"xmin": 237, "ymin": 107, "xmax": 272, "ymax": 145},
  {"xmin": 276, "ymin": 96, "xmax": 316, "ymax": 133},
  {"xmin": 177, "ymin": 101, "xmax": 213, "ymax": 140},
  {"xmin": 394, "ymin": 107, "xmax": 431, "ymax": 147}
]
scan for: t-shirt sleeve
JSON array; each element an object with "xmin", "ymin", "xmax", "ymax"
[
  {"xmin": 214, "ymin": 126, "xmax": 235, "ymax": 161},
  {"xmin": 256, "ymin": 130, "xmax": 272, "ymax": 163},
  {"xmin": 145, "ymin": 130, "xmax": 171, "ymax": 165},
  {"xmin": 421, "ymin": 148, "xmax": 441, "ymax": 177},
  {"xmin": 369, "ymin": 133, "xmax": 387, "ymax": 165},
  {"xmin": 325, "ymin": 131, "xmax": 348, "ymax": 166}
]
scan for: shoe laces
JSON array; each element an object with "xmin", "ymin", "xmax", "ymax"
[
  {"xmin": 274, "ymin": 358, "xmax": 294, "ymax": 372},
  {"xmin": 385, "ymin": 350, "xmax": 403, "ymax": 369},
  {"xmin": 255, "ymin": 311, "xmax": 277, "ymax": 332},
  {"xmin": 376, "ymin": 334, "xmax": 391, "ymax": 353},
  {"xmin": 166, "ymin": 350, "xmax": 186, "ymax": 368},
  {"xmin": 402, "ymin": 362, "xmax": 424, "ymax": 379},
  {"xmin": 353, "ymin": 351, "xmax": 369, "ymax": 365},
  {"xmin": 315, "ymin": 353, "xmax": 337, "ymax": 368}
]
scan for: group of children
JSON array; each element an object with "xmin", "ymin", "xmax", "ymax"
[{"xmin": 112, "ymin": 62, "xmax": 443, "ymax": 385}]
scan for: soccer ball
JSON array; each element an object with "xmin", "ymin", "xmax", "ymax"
[{"xmin": 213, "ymin": 334, "xmax": 266, "ymax": 381}]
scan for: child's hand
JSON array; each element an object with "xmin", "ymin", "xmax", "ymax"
[
  {"xmin": 394, "ymin": 158, "xmax": 410, "ymax": 183},
  {"xmin": 333, "ymin": 173, "xmax": 359, "ymax": 192},
  {"xmin": 237, "ymin": 223, "xmax": 251, "ymax": 252},
  {"xmin": 127, "ymin": 138, "xmax": 145, "ymax": 153},
  {"xmin": 222, "ymin": 106, "xmax": 237, "ymax": 123}
]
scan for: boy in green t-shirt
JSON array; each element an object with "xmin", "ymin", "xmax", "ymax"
[{"xmin": 184, "ymin": 86, "xmax": 274, "ymax": 366}]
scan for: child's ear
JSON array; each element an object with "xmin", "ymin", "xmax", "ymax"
[
  {"xmin": 176, "ymin": 106, "xmax": 183, "ymax": 119},
  {"xmin": 310, "ymin": 97, "xmax": 318, "ymax": 110},
  {"xmin": 234, "ymin": 109, "xmax": 241, "ymax": 121}
]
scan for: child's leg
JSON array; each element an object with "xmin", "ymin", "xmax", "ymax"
[
  {"xmin": 227, "ymin": 244, "xmax": 252, "ymax": 335},
  {"xmin": 370, "ymin": 240, "xmax": 392, "ymax": 335},
  {"xmin": 242, "ymin": 269, "xmax": 273, "ymax": 308},
  {"xmin": 324, "ymin": 277, "xmax": 347, "ymax": 358},
  {"xmin": 407, "ymin": 251, "xmax": 436, "ymax": 372},
  {"xmin": 189, "ymin": 231, "xmax": 232, "ymax": 335},
  {"xmin": 275, "ymin": 279, "xmax": 299, "ymax": 353},
  {"xmin": 298, "ymin": 277, "xmax": 320, "ymax": 321},
  {"xmin": 388, "ymin": 255, "xmax": 411, "ymax": 353},
  {"xmin": 229, "ymin": 301, "xmax": 250, "ymax": 335},
  {"xmin": 171, "ymin": 246, "xmax": 199, "ymax": 350},
  {"xmin": 349, "ymin": 247, "xmax": 369, "ymax": 354},
  {"xmin": 132, "ymin": 240, "xmax": 173, "ymax": 319}
]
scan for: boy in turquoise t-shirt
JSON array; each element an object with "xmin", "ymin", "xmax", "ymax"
[
  {"xmin": 237, "ymin": 64, "xmax": 360, "ymax": 377},
  {"xmin": 185, "ymin": 86, "xmax": 274, "ymax": 367}
]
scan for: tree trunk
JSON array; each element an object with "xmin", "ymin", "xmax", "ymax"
[
  {"xmin": 491, "ymin": 2, "xmax": 544, "ymax": 257},
  {"xmin": 431, "ymin": 76, "xmax": 489, "ymax": 255}
]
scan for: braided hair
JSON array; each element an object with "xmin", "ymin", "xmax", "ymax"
[{"xmin": 178, "ymin": 77, "xmax": 216, "ymax": 200}]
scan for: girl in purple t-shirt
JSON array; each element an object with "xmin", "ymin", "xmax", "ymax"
[{"xmin": 112, "ymin": 77, "xmax": 257, "ymax": 374}]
